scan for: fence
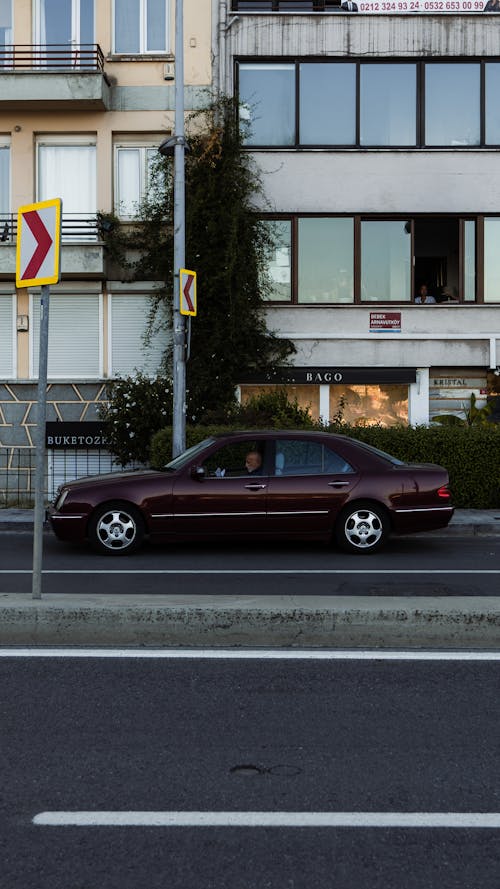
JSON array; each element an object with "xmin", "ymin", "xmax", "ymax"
[{"xmin": 0, "ymin": 447, "xmax": 130, "ymax": 506}]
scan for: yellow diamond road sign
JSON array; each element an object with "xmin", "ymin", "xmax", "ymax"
[{"xmin": 16, "ymin": 198, "xmax": 62, "ymax": 288}]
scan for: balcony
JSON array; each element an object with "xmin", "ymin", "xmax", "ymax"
[
  {"xmin": 0, "ymin": 214, "xmax": 105, "ymax": 279},
  {"xmin": 0, "ymin": 45, "xmax": 110, "ymax": 110}
]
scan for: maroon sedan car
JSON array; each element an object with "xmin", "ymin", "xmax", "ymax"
[{"xmin": 48, "ymin": 430, "xmax": 454, "ymax": 556}]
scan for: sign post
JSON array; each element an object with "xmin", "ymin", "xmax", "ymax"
[{"xmin": 16, "ymin": 198, "xmax": 62, "ymax": 600}]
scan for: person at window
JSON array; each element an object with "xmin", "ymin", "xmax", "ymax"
[
  {"xmin": 245, "ymin": 451, "xmax": 263, "ymax": 474},
  {"xmin": 415, "ymin": 283, "xmax": 436, "ymax": 304},
  {"xmin": 341, "ymin": 0, "xmax": 358, "ymax": 9}
]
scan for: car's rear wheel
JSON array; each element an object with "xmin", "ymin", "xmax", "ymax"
[
  {"xmin": 88, "ymin": 502, "xmax": 145, "ymax": 555},
  {"xmin": 335, "ymin": 501, "xmax": 389, "ymax": 554}
]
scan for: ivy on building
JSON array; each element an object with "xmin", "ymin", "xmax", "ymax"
[{"xmin": 100, "ymin": 94, "xmax": 294, "ymax": 433}]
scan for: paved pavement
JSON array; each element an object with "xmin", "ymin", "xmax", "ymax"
[{"xmin": 0, "ymin": 508, "xmax": 499, "ymax": 650}]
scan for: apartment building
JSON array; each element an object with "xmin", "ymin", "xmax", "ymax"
[
  {"xmin": 0, "ymin": 0, "xmax": 211, "ymax": 492},
  {"xmin": 217, "ymin": 0, "xmax": 500, "ymax": 426}
]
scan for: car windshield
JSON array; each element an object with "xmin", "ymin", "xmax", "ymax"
[
  {"xmin": 163, "ymin": 437, "xmax": 217, "ymax": 471},
  {"xmin": 350, "ymin": 439, "xmax": 406, "ymax": 466}
]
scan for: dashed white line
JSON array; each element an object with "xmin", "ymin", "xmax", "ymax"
[
  {"xmin": 0, "ymin": 569, "xmax": 499, "ymax": 575},
  {"xmin": 33, "ymin": 810, "xmax": 500, "ymax": 828}
]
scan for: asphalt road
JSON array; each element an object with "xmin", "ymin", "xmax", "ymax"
[
  {"xmin": 1, "ymin": 651, "xmax": 500, "ymax": 889},
  {"xmin": 0, "ymin": 531, "xmax": 499, "ymax": 596}
]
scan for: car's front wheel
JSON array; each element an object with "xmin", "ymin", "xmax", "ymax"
[
  {"xmin": 335, "ymin": 502, "xmax": 389, "ymax": 554},
  {"xmin": 88, "ymin": 502, "xmax": 145, "ymax": 555}
]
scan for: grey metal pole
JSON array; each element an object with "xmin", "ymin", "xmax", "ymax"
[
  {"xmin": 172, "ymin": 0, "xmax": 186, "ymax": 458},
  {"xmin": 32, "ymin": 284, "xmax": 50, "ymax": 599}
]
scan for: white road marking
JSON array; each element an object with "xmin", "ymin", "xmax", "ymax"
[
  {"xmin": 2, "ymin": 648, "xmax": 500, "ymax": 660},
  {"xmin": 33, "ymin": 810, "xmax": 500, "ymax": 828},
  {"xmin": 0, "ymin": 569, "xmax": 499, "ymax": 575}
]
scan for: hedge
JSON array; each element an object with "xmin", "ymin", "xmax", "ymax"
[{"xmin": 150, "ymin": 423, "xmax": 500, "ymax": 509}]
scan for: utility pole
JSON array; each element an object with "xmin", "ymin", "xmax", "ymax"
[{"xmin": 171, "ymin": 0, "xmax": 186, "ymax": 457}]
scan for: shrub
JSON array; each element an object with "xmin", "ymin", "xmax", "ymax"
[{"xmin": 98, "ymin": 373, "xmax": 173, "ymax": 466}]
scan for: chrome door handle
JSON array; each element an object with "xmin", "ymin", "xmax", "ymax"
[
  {"xmin": 245, "ymin": 484, "xmax": 267, "ymax": 490},
  {"xmin": 328, "ymin": 480, "xmax": 350, "ymax": 487}
]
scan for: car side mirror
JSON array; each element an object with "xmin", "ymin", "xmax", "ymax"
[{"xmin": 191, "ymin": 465, "xmax": 206, "ymax": 481}]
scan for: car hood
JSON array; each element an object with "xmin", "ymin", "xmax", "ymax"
[{"xmin": 61, "ymin": 469, "xmax": 160, "ymax": 490}]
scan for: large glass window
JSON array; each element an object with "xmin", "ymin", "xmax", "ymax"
[
  {"xmin": 299, "ymin": 63, "xmax": 356, "ymax": 145},
  {"xmin": 0, "ymin": 1, "xmax": 12, "ymax": 60},
  {"xmin": 115, "ymin": 146, "xmax": 157, "ymax": 218},
  {"xmin": 425, "ymin": 64, "xmax": 480, "ymax": 146},
  {"xmin": 239, "ymin": 63, "xmax": 295, "ymax": 146},
  {"xmin": 330, "ymin": 385, "xmax": 409, "ymax": 427},
  {"xmin": 114, "ymin": 0, "xmax": 168, "ymax": 54},
  {"xmin": 263, "ymin": 220, "xmax": 292, "ymax": 301},
  {"xmin": 37, "ymin": 139, "xmax": 96, "ymax": 240},
  {"xmin": 361, "ymin": 221, "xmax": 411, "ymax": 302},
  {"xmin": 0, "ymin": 142, "xmax": 9, "ymax": 216},
  {"xmin": 485, "ymin": 64, "xmax": 500, "ymax": 145},
  {"xmin": 298, "ymin": 218, "xmax": 354, "ymax": 303},
  {"xmin": 239, "ymin": 59, "xmax": 495, "ymax": 149},
  {"xmin": 464, "ymin": 221, "xmax": 476, "ymax": 302},
  {"xmin": 484, "ymin": 218, "xmax": 500, "ymax": 303},
  {"xmin": 36, "ymin": 0, "xmax": 94, "ymax": 48},
  {"xmin": 360, "ymin": 64, "xmax": 416, "ymax": 146}
]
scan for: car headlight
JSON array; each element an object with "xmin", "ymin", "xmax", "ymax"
[{"xmin": 54, "ymin": 489, "xmax": 69, "ymax": 511}]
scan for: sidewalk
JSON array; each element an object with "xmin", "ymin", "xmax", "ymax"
[
  {"xmin": 0, "ymin": 508, "xmax": 499, "ymax": 650},
  {"xmin": 1, "ymin": 507, "xmax": 500, "ymax": 535}
]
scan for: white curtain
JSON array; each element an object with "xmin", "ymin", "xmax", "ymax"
[
  {"xmin": 38, "ymin": 144, "xmax": 96, "ymax": 237},
  {"xmin": 0, "ymin": 146, "xmax": 9, "ymax": 215},
  {"xmin": 116, "ymin": 148, "xmax": 141, "ymax": 218}
]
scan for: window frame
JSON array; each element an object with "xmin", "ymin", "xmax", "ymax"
[
  {"xmin": 114, "ymin": 141, "xmax": 160, "ymax": 220},
  {"xmin": 0, "ymin": 137, "xmax": 10, "ymax": 217},
  {"xmin": 262, "ymin": 213, "xmax": 494, "ymax": 305},
  {"xmin": 237, "ymin": 57, "xmax": 500, "ymax": 150},
  {"xmin": 112, "ymin": 0, "xmax": 170, "ymax": 55}
]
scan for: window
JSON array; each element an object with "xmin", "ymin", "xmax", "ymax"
[
  {"xmin": 0, "ymin": 0, "xmax": 12, "ymax": 60},
  {"xmin": 0, "ymin": 140, "xmax": 9, "ymax": 216},
  {"xmin": 273, "ymin": 439, "xmax": 354, "ymax": 476},
  {"xmin": 360, "ymin": 64, "xmax": 416, "ymax": 147},
  {"xmin": 109, "ymin": 294, "xmax": 169, "ymax": 376},
  {"xmin": 484, "ymin": 218, "xmax": 500, "ymax": 303},
  {"xmin": 361, "ymin": 221, "xmax": 411, "ymax": 302},
  {"xmin": 330, "ymin": 385, "xmax": 409, "ymax": 427},
  {"xmin": 238, "ymin": 59, "xmax": 497, "ymax": 148},
  {"xmin": 299, "ymin": 63, "xmax": 356, "ymax": 145},
  {"xmin": 425, "ymin": 63, "xmax": 480, "ymax": 146},
  {"xmin": 298, "ymin": 218, "xmax": 354, "ymax": 303},
  {"xmin": 201, "ymin": 439, "xmax": 265, "ymax": 477},
  {"xmin": 31, "ymin": 293, "xmax": 101, "ymax": 378},
  {"xmin": 0, "ymin": 294, "xmax": 14, "ymax": 378},
  {"xmin": 239, "ymin": 63, "xmax": 295, "ymax": 146},
  {"xmin": 263, "ymin": 220, "xmax": 292, "ymax": 301},
  {"xmin": 114, "ymin": 0, "xmax": 168, "ymax": 54},
  {"xmin": 35, "ymin": 0, "xmax": 94, "ymax": 50},
  {"xmin": 115, "ymin": 145, "xmax": 158, "ymax": 218},
  {"xmin": 37, "ymin": 138, "xmax": 96, "ymax": 240}
]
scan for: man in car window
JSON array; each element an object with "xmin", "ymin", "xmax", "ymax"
[{"xmin": 245, "ymin": 451, "xmax": 263, "ymax": 474}]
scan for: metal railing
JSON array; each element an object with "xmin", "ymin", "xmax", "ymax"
[
  {"xmin": 0, "ymin": 447, "xmax": 134, "ymax": 505},
  {"xmin": 0, "ymin": 44, "xmax": 106, "ymax": 72},
  {"xmin": 0, "ymin": 213, "xmax": 100, "ymax": 243}
]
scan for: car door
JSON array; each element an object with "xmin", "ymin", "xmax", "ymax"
[
  {"xmin": 171, "ymin": 438, "xmax": 269, "ymax": 537},
  {"xmin": 266, "ymin": 437, "xmax": 359, "ymax": 538}
]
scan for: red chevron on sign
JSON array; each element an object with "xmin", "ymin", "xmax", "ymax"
[
  {"xmin": 16, "ymin": 198, "xmax": 62, "ymax": 288},
  {"xmin": 21, "ymin": 211, "xmax": 53, "ymax": 280},
  {"xmin": 180, "ymin": 268, "xmax": 197, "ymax": 316}
]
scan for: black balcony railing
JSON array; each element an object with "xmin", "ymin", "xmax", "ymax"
[
  {"xmin": 0, "ymin": 213, "xmax": 100, "ymax": 243},
  {"xmin": 0, "ymin": 44, "xmax": 105, "ymax": 72},
  {"xmin": 230, "ymin": 1, "xmax": 341, "ymax": 10}
]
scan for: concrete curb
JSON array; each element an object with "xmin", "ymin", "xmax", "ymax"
[{"xmin": 1, "ymin": 594, "xmax": 500, "ymax": 649}]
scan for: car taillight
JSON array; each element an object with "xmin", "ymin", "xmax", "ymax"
[{"xmin": 437, "ymin": 485, "xmax": 451, "ymax": 499}]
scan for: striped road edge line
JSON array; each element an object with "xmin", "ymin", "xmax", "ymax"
[
  {"xmin": 1, "ymin": 569, "xmax": 500, "ymax": 575},
  {"xmin": 32, "ymin": 811, "xmax": 500, "ymax": 828},
  {"xmin": 3, "ymin": 649, "xmax": 500, "ymax": 660}
]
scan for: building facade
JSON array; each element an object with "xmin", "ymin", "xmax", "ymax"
[
  {"xmin": 217, "ymin": 0, "xmax": 500, "ymax": 426},
  {"xmin": 0, "ymin": 0, "xmax": 211, "ymax": 496}
]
